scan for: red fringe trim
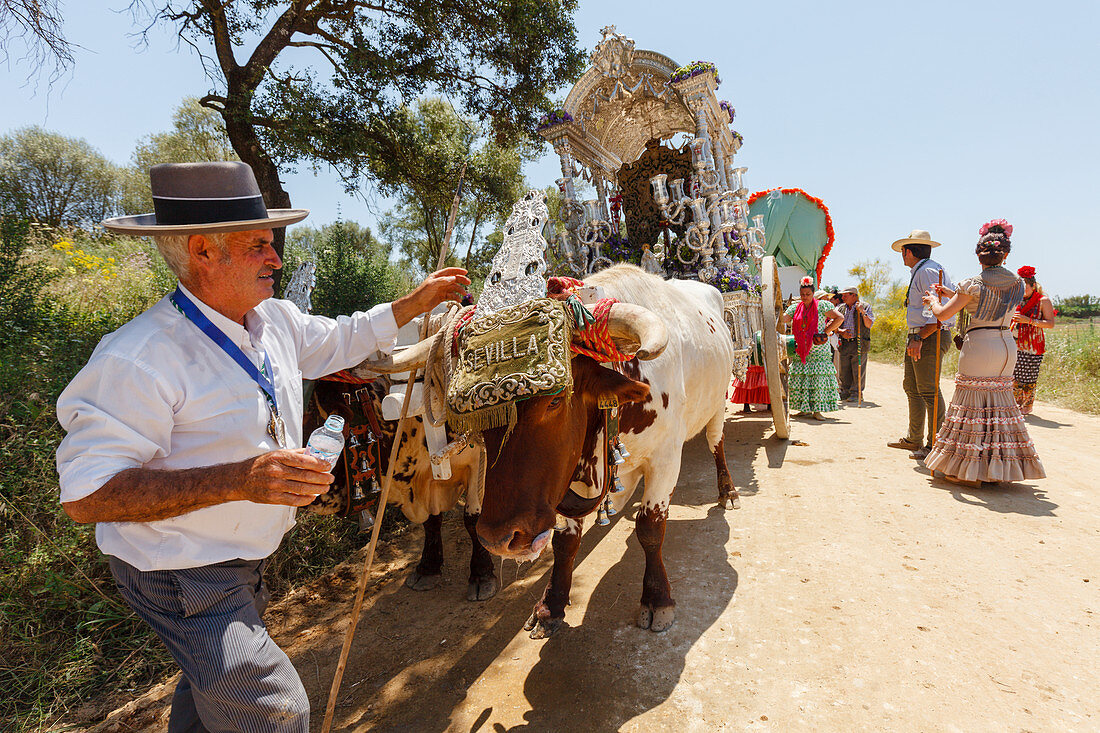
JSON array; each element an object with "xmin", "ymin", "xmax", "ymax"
[{"xmin": 748, "ymin": 187, "xmax": 835, "ymax": 285}]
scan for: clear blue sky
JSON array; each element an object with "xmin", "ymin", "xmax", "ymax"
[{"xmin": 3, "ymin": 1, "xmax": 1098, "ymax": 296}]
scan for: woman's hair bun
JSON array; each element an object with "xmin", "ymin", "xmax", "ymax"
[{"xmin": 977, "ymin": 218, "xmax": 1012, "ymax": 255}]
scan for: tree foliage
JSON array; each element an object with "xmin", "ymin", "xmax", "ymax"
[
  {"xmin": 375, "ymin": 98, "xmax": 532, "ymax": 278},
  {"xmin": 282, "ymin": 220, "xmax": 406, "ymax": 318},
  {"xmin": 1052, "ymin": 294, "xmax": 1100, "ymax": 319},
  {"xmin": 128, "ymin": 0, "xmax": 585, "ymax": 259},
  {"xmin": 0, "ymin": 127, "xmax": 122, "ymax": 227},
  {"xmin": 849, "ymin": 258, "xmax": 903, "ymax": 307},
  {"xmin": 121, "ymin": 97, "xmax": 238, "ymax": 215}
]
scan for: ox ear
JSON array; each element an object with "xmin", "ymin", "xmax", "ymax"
[{"xmin": 589, "ymin": 363, "xmax": 650, "ymax": 406}]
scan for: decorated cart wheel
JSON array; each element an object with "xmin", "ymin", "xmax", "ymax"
[{"xmin": 759, "ymin": 256, "xmax": 790, "ymax": 439}]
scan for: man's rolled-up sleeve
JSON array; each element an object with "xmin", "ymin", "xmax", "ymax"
[
  {"xmin": 56, "ymin": 355, "xmax": 176, "ymax": 504},
  {"xmin": 284, "ymin": 301, "xmax": 400, "ymax": 380}
]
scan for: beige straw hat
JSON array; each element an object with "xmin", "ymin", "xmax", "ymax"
[
  {"xmin": 102, "ymin": 162, "xmax": 309, "ymax": 235},
  {"xmin": 891, "ymin": 229, "xmax": 942, "ymax": 252}
]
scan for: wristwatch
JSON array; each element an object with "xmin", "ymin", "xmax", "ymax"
[{"xmin": 907, "ymin": 333, "xmax": 923, "ymax": 343}]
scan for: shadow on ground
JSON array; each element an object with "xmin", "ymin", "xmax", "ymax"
[{"xmin": 333, "ymin": 434, "xmax": 742, "ymax": 732}]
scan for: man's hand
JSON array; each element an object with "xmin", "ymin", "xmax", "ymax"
[
  {"xmin": 392, "ymin": 267, "xmax": 472, "ymax": 327},
  {"xmin": 906, "ymin": 340, "xmax": 922, "ymax": 361},
  {"xmin": 838, "ymin": 329, "xmax": 853, "ymax": 339},
  {"xmin": 235, "ymin": 449, "xmax": 334, "ymax": 507}
]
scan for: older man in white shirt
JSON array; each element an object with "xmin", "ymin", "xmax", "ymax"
[
  {"xmin": 886, "ymin": 229, "xmax": 955, "ymax": 460},
  {"xmin": 56, "ymin": 162, "xmax": 469, "ymax": 732}
]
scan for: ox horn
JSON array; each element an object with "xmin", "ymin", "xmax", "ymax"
[
  {"xmin": 350, "ymin": 337, "xmax": 433, "ymax": 377},
  {"xmin": 605, "ymin": 303, "xmax": 669, "ymax": 360}
]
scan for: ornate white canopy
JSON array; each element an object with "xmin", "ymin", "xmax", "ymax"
[{"xmin": 540, "ymin": 26, "xmax": 739, "ymax": 180}]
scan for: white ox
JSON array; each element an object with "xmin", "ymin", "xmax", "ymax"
[{"xmin": 370, "ymin": 264, "xmax": 737, "ymax": 637}]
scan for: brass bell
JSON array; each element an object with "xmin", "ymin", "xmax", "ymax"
[
  {"xmin": 352, "ymin": 482, "xmax": 365, "ymax": 500},
  {"xmin": 611, "ymin": 448, "xmax": 625, "ymax": 466},
  {"xmin": 604, "ymin": 498, "xmax": 618, "ymax": 517},
  {"xmin": 611, "ymin": 477, "xmax": 626, "ymax": 494},
  {"xmin": 617, "ymin": 439, "xmax": 631, "ymax": 459},
  {"xmin": 595, "ymin": 506, "xmax": 610, "ymax": 526},
  {"xmin": 554, "ymin": 514, "xmax": 569, "ymax": 532},
  {"xmin": 348, "ymin": 434, "xmax": 360, "ymax": 447}
]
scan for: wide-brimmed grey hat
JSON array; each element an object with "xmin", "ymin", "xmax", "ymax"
[
  {"xmin": 102, "ymin": 162, "xmax": 309, "ymax": 235},
  {"xmin": 840, "ymin": 285, "xmax": 860, "ymax": 295},
  {"xmin": 891, "ymin": 229, "xmax": 942, "ymax": 252}
]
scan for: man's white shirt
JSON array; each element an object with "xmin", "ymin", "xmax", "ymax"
[
  {"xmin": 907, "ymin": 259, "xmax": 956, "ymax": 330},
  {"xmin": 56, "ymin": 284, "xmax": 398, "ymax": 570}
]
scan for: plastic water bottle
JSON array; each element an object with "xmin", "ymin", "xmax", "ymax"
[
  {"xmin": 921, "ymin": 286, "xmax": 935, "ymax": 318},
  {"xmin": 306, "ymin": 415, "xmax": 345, "ymax": 470}
]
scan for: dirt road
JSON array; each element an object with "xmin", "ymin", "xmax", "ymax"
[{"xmin": 90, "ymin": 363, "xmax": 1099, "ymax": 732}]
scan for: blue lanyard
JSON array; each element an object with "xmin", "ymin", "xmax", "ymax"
[
  {"xmin": 170, "ymin": 287, "xmax": 279, "ymax": 414},
  {"xmin": 905, "ymin": 258, "xmax": 930, "ymax": 307}
]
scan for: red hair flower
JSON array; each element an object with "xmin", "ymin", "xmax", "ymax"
[
  {"xmin": 979, "ymin": 218, "xmax": 1013, "ymax": 237},
  {"xmin": 1017, "ymin": 265, "xmax": 1036, "ymax": 279},
  {"xmin": 800, "ymin": 275, "xmax": 813, "ymax": 287}
]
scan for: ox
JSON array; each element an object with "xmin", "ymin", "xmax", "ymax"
[
  {"xmin": 373, "ymin": 264, "xmax": 737, "ymax": 636},
  {"xmin": 304, "ymin": 376, "xmax": 498, "ymax": 602}
]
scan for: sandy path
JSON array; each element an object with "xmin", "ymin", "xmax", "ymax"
[{"xmin": 88, "ymin": 362, "xmax": 1099, "ymax": 732}]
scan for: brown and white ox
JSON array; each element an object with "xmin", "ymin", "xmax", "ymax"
[
  {"xmin": 373, "ymin": 264, "xmax": 737, "ymax": 636},
  {"xmin": 306, "ymin": 377, "xmax": 498, "ymax": 602}
]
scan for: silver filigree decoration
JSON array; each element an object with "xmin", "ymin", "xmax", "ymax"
[
  {"xmin": 590, "ymin": 25, "xmax": 635, "ymax": 80},
  {"xmin": 284, "ymin": 260, "xmax": 317, "ymax": 314},
  {"xmin": 476, "ymin": 190, "xmax": 550, "ymax": 318}
]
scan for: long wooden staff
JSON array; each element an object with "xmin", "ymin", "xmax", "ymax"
[
  {"xmin": 856, "ymin": 303, "xmax": 864, "ymax": 407},
  {"xmin": 322, "ymin": 161, "xmax": 468, "ymax": 733},
  {"xmin": 930, "ymin": 269, "xmax": 944, "ymax": 447}
]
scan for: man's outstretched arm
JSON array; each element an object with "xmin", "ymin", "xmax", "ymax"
[{"xmin": 63, "ymin": 449, "xmax": 334, "ymax": 524}]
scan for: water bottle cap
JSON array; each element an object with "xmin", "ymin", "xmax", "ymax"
[{"xmin": 324, "ymin": 414, "xmax": 345, "ymax": 432}]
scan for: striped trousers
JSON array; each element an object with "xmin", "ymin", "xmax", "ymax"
[{"xmin": 109, "ymin": 556, "xmax": 309, "ymax": 733}]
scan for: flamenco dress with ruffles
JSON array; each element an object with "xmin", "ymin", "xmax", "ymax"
[
  {"xmin": 729, "ymin": 333, "xmax": 769, "ymax": 405},
  {"xmin": 783, "ymin": 299, "xmax": 840, "ymax": 414},
  {"xmin": 923, "ymin": 267, "xmax": 1045, "ymax": 482}
]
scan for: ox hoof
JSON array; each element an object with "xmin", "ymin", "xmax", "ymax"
[
  {"xmin": 637, "ymin": 604, "xmax": 676, "ymax": 633},
  {"xmin": 720, "ymin": 494, "xmax": 741, "ymax": 510},
  {"xmin": 467, "ymin": 574, "xmax": 499, "ymax": 602},
  {"xmin": 404, "ymin": 572, "xmax": 443, "ymax": 591},
  {"xmin": 524, "ymin": 612, "xmax": 563, "ymax": 639}
]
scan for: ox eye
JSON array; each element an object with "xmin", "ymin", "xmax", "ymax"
[
  {"xmin": 548, "ymin": 395, "xmax": 563, "ymax": 409},
  {"xmin": 491, "ymin": 271, "xmax": 501, "ymax": 284},
  {"xmin": 525, "ymin": 262, "xmax": 539, "ymax": 276}
]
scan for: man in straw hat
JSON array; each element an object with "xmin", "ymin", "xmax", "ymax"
[
  {"xmin": 835, "ymin": 285, "xmax": 875, "ymax": 402},
  {"xmin": 55, "ymin": 162, "xmax": 470, "ymax": 731},
  {"xmin": 886, "ymin": 229, "xmax": 954, "ymax": 459}
]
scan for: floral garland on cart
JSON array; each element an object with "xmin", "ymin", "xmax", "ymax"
[{"xmin": 747, "ymin": 187, "xmax": 835, "ymax": 285}]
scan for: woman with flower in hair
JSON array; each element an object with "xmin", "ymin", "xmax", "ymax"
[
  {"xmin": 921, "ymin": 219, "xmax": 1045, "ymax": 487},
  {"xmin": 1011, "ymin": 265, "xmax": 1056, "ymax": 414},
  {"xmin": 781, "ymin": 276, "xmax": 843, "ymax": 419}
]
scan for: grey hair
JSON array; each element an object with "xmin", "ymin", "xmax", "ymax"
[{"xmin": 152, "ymin": 232, "xmax": 230, "ymax": 281}]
